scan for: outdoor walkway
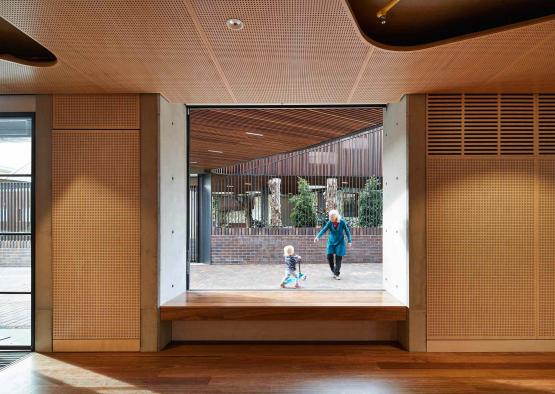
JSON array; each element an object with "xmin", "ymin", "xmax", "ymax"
[{"xmin": 190, "ymin": 263, "xmax": 382, "ymax": 290}]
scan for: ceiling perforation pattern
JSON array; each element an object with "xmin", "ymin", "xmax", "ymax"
[
  {"xmin": 0, "ymin": 1, "xmax": 554, "ymax": 103},
  {"xmin": 189, "ymin": 0, "xmax": 370, "ymax": 103}
]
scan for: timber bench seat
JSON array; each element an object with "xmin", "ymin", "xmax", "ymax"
[{"xmin": 160, "ymin": 290, "xmax": 407, "ymax": 321}]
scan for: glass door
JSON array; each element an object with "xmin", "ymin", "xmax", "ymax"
[{"xmin": 0, "ymin": 114, "xmax": 33, "ymax": 350}]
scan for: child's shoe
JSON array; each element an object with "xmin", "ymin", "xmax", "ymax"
[
  {"xmin": 333, "ymin": 275, "xmax": 341, "ymax": 280},
  {"xmin": 280, "ymin": 283, "xmax": 286, "ymax": 288},
  {"xmin": 294, "ymin": 284, "xmax": 301, "ymax": 288}
]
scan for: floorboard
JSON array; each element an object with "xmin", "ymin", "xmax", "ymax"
[{"xmin": 1, "ymin": 344, "xmax": 555, "ymax": 393}]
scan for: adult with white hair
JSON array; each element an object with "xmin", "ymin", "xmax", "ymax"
[{"xmin": 314, "ymin": 209, "xmax": 352, "ymax": 280}]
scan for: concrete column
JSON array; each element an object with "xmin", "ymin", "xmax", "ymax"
[
  {"xmin": 198, "ymin": 173, "xmax": 212, "ymax": 264},
  {"xmin": 140, "ymin": 94, "xmax": 160, "ymax": 352},
  {"xmin": 158, "ymin": 96, "xmax": 187, "ymax": 305},
  {"xmin": 140, "ymin": 94, "xmax": 187, "ymax": 351},
  {"xmin": 383, "ymin": 94, "xmax": 427, "ymax": 352}
]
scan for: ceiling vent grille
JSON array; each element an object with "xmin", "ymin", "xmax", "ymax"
[
  {"xmin": 428, "ymin": 93, "xmax": 553, "ymax": 156},
  {"xmin": 539, "ymin": 94, "xmax": 555, "ymax": 155}
]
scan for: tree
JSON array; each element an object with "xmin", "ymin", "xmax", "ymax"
[
  {"xmin": 358, "ymin": 177, "xmax": 382, "ymax": 227},
  {"xmin": 268, "ymin": 178, "xmax": 282, "ymax": 227},
  {"xmin": 290, "ymin": 177, "xmax": 317, "ymax": 227},
  {"xmin": 324, "ymin": 178, "xmax": 338, "ymax": 212}
]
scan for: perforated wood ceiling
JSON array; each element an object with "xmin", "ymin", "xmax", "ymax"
[
  {"xmin": 190, "ymin": 107, "xmax": 383, "ymax": 170},
  {"xmin": 0, "ymin": 1, "xmax": 554, "ymax": 104}
]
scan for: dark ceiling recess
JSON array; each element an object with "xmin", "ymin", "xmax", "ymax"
[
  {"xmin": 0, "ymin": 17, "xmax": 57, "ymax": 67},
  {"xmin": 347, "ymin": 0, "xmax": 555, "ymax": 49}
]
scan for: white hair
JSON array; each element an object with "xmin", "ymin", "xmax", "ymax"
[
  {"xmin": 328, "ymin": 209, "xmax": 341, "ymax": 220},
  {"xmin": 283, "ymin": 245, "xmax": 294, "ymax": 256}
]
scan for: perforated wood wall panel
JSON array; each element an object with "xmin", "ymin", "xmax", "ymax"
[
  {"xmin": 0, "ymin": 2, "xmax": 554, "ymax": 103},
  {"xmin": 427, "ymin": 93, "xmax": 555, "ymax": 340},
  {"xmin": 427, "ymin": 158, "xmax": 536, "ymax": 338},
  {"xmin": 52, "ymin": 130, "xmax": 140, "ymax": 340},
  {"xmin": 539, "ymin": 160, "xmax": 555, "ymax": 338},
  {"xmin": 53, "ymin": 95, "xmax": 140, "ymax": 130}
]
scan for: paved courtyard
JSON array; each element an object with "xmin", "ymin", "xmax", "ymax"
[
  {"xmin": 0, "ymin": 267, "xmax": 31, "ymax": 347},
  {"xmin": 190, "ymin": 263, "xmax": 382, "ymax": 290}
]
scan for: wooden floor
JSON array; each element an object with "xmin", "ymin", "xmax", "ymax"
[
  {"xmin": 1, "ymin": 343, "xmax": 555, "ymax": 393},
  {"xmin": 161, "ymin": 290, "xmax": 407, "ymax": 321}
]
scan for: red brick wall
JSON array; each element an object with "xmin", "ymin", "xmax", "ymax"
[
  {"xmin": 0, "ymin": 247, "xmax": 31, "ymax": 267},
  {"xmin": 211, "ymin": 234, "xmax": 382, "ymax": 264}
]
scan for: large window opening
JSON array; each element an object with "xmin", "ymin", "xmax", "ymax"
[
  {"xmin": 0, "ymin": 114, "xmax": 33, "ymax": 349},
  {"xmin": 187, "ymin": 106, "xmax": 383, "ymax": 290}
]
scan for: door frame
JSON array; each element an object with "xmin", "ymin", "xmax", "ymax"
[{"xmin": 0, "ymin": 112, "xmax": 35, "ymax": 351}]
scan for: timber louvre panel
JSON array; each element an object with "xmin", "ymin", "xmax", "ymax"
[
  {"xmin": 427, "ymin": 93, "xmax": 552, "ymax": 156},
  {"xmin": 426, "ymin": 94, "xmax": 463, "ymax": 155},
  {"xmin": 539, "ymin": 94, "xmax": 555, "ymax": 155},
  {"xmin": 464, "ymin": 94, "xmax": 498, "ymax": 155},
  {"xmin": 499, "ymin": 94, "xmax": 534, "ymax": 155}
]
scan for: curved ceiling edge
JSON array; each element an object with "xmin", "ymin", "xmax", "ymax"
[
  {"xmin": 1, "ymin": 16, "xmax": 58, "ymax": 67},
  {"xmin": 345, "ymin": 0, "xmax": 555, "ymax": 52}
]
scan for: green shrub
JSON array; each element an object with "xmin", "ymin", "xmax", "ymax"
[
  {"xmin": 358, "ymin": 177, "xmax": 382, "ymax": 227},
  {"xmin": 290, "ymin": 177, "xmax": 317, "ymax": 227}
]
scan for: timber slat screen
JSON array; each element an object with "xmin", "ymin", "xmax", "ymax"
[
  {"xmin": 209, "ymin": 127, "xmax": 383, "ymax": 236},
  {"xmin": 0, "ymin": 182, "xmax": 32, "ymax": 248}
]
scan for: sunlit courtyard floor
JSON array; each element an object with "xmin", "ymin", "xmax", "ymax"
[{"xmin": 189, "ymin": 263, "xmax": 382, "ymax": 290}]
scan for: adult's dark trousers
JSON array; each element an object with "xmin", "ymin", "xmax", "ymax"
[{"xmin": 327, "ymin": 254, "xmax": 342, "ymax": 276}]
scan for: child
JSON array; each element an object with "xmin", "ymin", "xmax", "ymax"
[{"xmin": 280, "ymin": 245, "xmax": 301, "ymax": 288}]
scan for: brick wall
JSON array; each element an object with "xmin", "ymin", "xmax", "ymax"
[
  {"xmin": 0, "ymin": 247, "xmax": 31, "ymax": 267},
  {"xmin": 211, "ymin": 234, "xmax": 382, "ymax": 264}
]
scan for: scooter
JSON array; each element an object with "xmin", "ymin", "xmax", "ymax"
[{"xmin": 282, "ymin": 257, "xmax": 308, "ymax": 288}]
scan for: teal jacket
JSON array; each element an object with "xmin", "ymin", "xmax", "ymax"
[{"xmin": 316, "ymin": 218, "xmax": 352, "ymax": 256}]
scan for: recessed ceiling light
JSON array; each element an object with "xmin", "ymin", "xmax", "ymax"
[
  {"xmin": 244, "ymin": 182, "xmax": 252, "ymax": 185},
  {"xmin": 246, "ymin": 132, "xmax": 263, "ymax": 137},
  {"xmin": 226, "ymin": 18, "xmax": 244, "ymax": 31},
  {"xmin": 190, "ymin": 161, "xmax": 198, "ymax": 164},
  {"xmin": 342, "ymin": 181, "xmax": 348, "ymax": 184},
  {"xmin": 227, "ymin": 185, "xmax": 234, "ymax": 188},
  {"xmin": 208, "ymin": 149, "xmax": 223, "ymax": 154}
]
